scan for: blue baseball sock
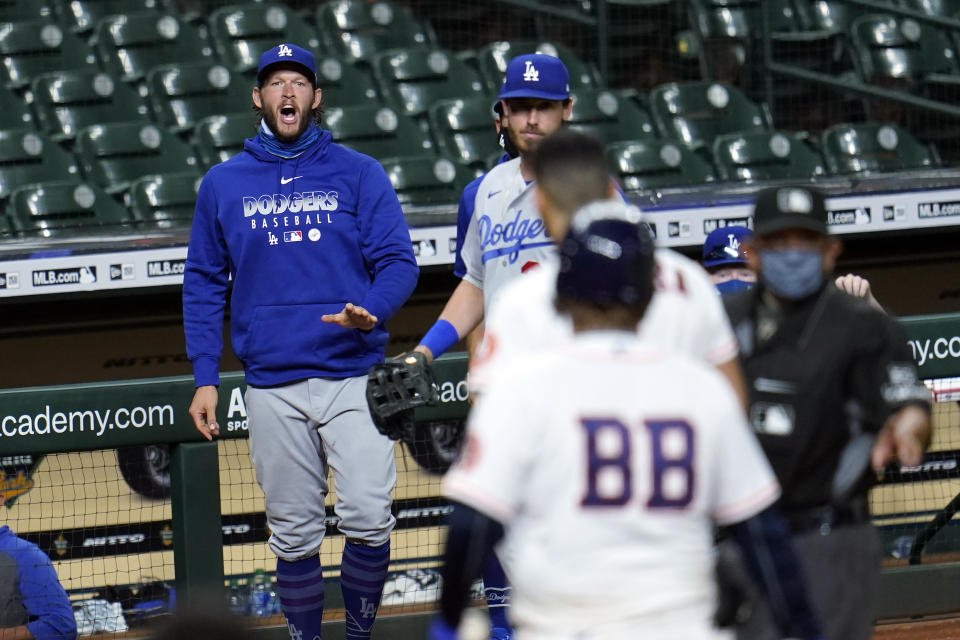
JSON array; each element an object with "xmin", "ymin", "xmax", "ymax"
[
  {"xmin": 341, "ymin": 541, "xmax": 391, "ymax": 640},
  {"xmin": 483, "ymin": 552, "xmax": 512, "ymax": 633},
  {"xmin": 276, "ymin": 555, "xmax": 325, "ymax": 640}
]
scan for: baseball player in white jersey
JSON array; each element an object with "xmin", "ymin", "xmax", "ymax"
[
  {"xmin": 428, "ymin": 214, "xmax": 824, "ymax": 640},
  {"xmin": 412, "ymin": 52, "xmax": 573, "ymax": 363},
  {"xmin": 469, "ymin": 130, "xmax": 744, "ymax": 404}
]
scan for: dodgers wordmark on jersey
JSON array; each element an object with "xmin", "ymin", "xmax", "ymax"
[
  {"xmin": 460, "ymin": 157, "xmax": 557, "ymax": 316},
  {"xmin": 444, "ymin": 332, "xmax": 780, "ymax": 639},
  {"xmin": 469, "ymin": 248, "xmax": 739, "ymax": 393}
]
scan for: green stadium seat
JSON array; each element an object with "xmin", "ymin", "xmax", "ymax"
[
  {"xmin": 567, "ymin": 88, "xmax": 657, "ymax": 145},
  {"xmin": 799, "ymin": 0, "xmax": 896, "ymax": 32},
  {"xmin": 315, "ymin": 0, "xmax": 436, "ymax": 64},
  {"xmin": 379, "ymin": 155, "xmax": 474, "ymax": 208},
  {"xmin": 75, "ymin": 121, "xmax": 200, "ymax": 194},
  {"xmin": 648, "ymin": 81, "xmax": 771, "ymax": 147},
  {"xmin": 0, "ymin": 211, "xmax": 17, "ymax": 237},
  {"xmin": 711, "ymin": 130, "xmax": 827, "ymax": 182},
  {"xmin": 901, "ymin": 0, "xmax": 960, "ymax": 16},
  {"xmin": 0, "ymin": 19, "xmax": 97, "ymax": 90},
  {"xmin": 147, "ymin": 62, "xmax": 252, "ymax": 133},
  {"xmin": 54, "ymin": 0, "xmax": 159, "ymax": 35},
  {"xmin": 94, "ymin": 11, "xmax": 215, "ymax": 84},
  {"xmin": 428, "ymin": 96, "xmax": 501, "ymax": 170},
  {"xmin": 128, "ymin": 172, "xmax": 201, "ymax": 230},
  {"xmin": 820, "ymin": 121, "xmax": 937, "ymax": 174},
  {"xmin": 475, "ymin": 41, "xmax": 602, "ymax": 93},
  {"xmin": 323, "ymin": 104, "xmax": 434, "ymax": 160},
  {"xmin": 0, "ymin": 83, "xmax": 34, "ymax": 128},
  {"xmin": 8, "ymin": 179, "xmax": 133, "ymax": 238},
  {"xmin": 372, "ymin": 47, "xmax": 487, "ymax": 118},
  {"xmin": 850, "ymin": 13, "xmax": 960, "ymax": 89},
  {"xmin": 0, "ymin": 0, "xmax": 54, "ymax": 22},
  {"xmin": 688, "ymin": 0, "xmax": 797, "ymax": 40},
  {"xmin": 208, "ymin": 3, "xmax": 324, "ymax": 76},
  {"xmin": 0, "ymin": 128, "xmax": 79, "ymax": 199},
  {"xmin": 315, "ymin": 55, "xmax": 380, "ymax": 107},
  {"xmin": 193, "ymin": 112, "xmax": 256, "ymax": 169},
  {"xmin": 32, "ymin": 69, "xmax": 148, "ymax": 142},
  {"xmin": 606, "ymin": 139, "xmax": 716, "ymax": 190}
]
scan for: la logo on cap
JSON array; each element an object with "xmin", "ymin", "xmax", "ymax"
[
  {"xmin": 777, "ymin": 188, "xmax": 812, "ymax": 214},
  {"xmin": 523, "ymin": 60, "xmax": 539, "ymax": 82},
  {"xmin": 277, "ymin": 44, "xmax": 293, "ymax": 57}
]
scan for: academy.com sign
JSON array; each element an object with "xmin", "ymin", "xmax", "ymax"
[
  {"xmin": 0, "ymin": 403, "xmax": 174, "ymax": 439},
  {"xmin": 909, "ymin": 336, "xmax": 960, "ymax": 368}
]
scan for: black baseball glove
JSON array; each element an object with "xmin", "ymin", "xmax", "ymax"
[{"xmin": 366, "ymin": 351, "xmax": 439, "ymax": 442}]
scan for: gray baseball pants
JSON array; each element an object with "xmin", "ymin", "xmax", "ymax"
[
  {"xmin": 245, "ymin": 376, "xmax": 397, "ymax": 560},
  {"xmin": 735, "ymin": 523, "xmax": 881, "ymax": 640}
]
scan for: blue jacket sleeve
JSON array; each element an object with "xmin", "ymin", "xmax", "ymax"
[
  {"xmin": 18, "ymin": 546, "xmax": 77, "ymax": 640},
  {"xmin": 453, "ymin": 177, "xmax": 481, "ymax": 279},
  {"xmin": 182, "ymin": 175, "xmax": 231, "ymax": 387},
  {"xmin": 356, "ymin": 159, "xmax": 419, "ymax": 323}
]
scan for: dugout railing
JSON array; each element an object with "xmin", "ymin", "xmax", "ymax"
[{"xmin": 1, "ymin": 312, "xmax": 960, "ymax": 623}]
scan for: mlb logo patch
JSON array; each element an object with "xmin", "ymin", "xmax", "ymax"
[{"xmin": 284, "ymin": 230, "xmax": 303, "ymax": 243}]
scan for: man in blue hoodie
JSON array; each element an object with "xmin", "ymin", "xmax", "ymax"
[
  {"xmin": 1, "ymin": 494, "xmax": 78, "ymax": 640},
  {"xmin": 182, "ymin": 43, "xmax": 419, "ymax": 640}
]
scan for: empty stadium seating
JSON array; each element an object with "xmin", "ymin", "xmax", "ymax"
[
  {"xmin": 94, "ymin": 11, "xmax": 215, "ymax": 84},
  {"xmin": 314, "ymin": 55, "xmax": 381, "ymax": 108},
  {"xmin": 649, "ymin": 81, "xmax": 772, "ymax": 146},
  {"xmin": 75, "ymin": 122, "xmax": 200, "ymax": 194},
  {"xmin": 0, "ymin": 19, "xmax": 97, "ymax": 90},
  {"xmin": 8, "ymin": 179, "xmax": 133, "ymax": 238},
  {"xmin": 193, "ymin": 112, "xmax": 255, "ymax": 169},
  {"xmin": 208, "ymin": 3, "xmax": 324, "ymax": 76},
  {"xmin": 372, "ymin": 47, "xmax": 487, "ymax": 118},
  {"xmin": 128, "ymin": 172, "xmax": 201, "ymax": 230},
  {"xmin": 0, "ymin": 128, "xmax": 79, "ymax": 199},
  {"xmin": 32, "ymin": 69, "xmax": 148, "ymax": 141},
  {"xmin": 55, "ymin": 0, "xmax": 159, "ymax": 35},
  {"xmin": 820, "ymin": 121, "xmax": 938, "ymax": 174},
  {"xmin": 566, "ymin": 88, "xmax": 657, "ymax": 145},
  {"xmin": 147, "ymin": 62, "xmax": 251, "ymax": 133},
  {"xmin": 315, "ymin": 0, "xmax": 437, "ymax": 64},
  {"xmin": 428, "ymin": 96, "xmax": 501, "ymax": 170},
  {"xmin": 380, "ymin": 155, "xmax": 474, "ymax": 207},
  {"xmin": 712, "ymin": 130, "xmax": 827, "ymax": 181},
  {"xmin": 606, "ymin": 139, "xmax": 717, "ymax": 190},
  {"xmin": 323, "ymin": 104, "xmax": 434, "ymax": 160}
]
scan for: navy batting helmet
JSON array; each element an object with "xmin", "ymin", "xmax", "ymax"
[{"xmin": 556, "ymin": 200, "xmax": 655, "ymax": 310}]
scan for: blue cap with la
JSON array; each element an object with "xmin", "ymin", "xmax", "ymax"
[
  {"xmin": 257, "ymin": 43, "xmax": 317, "ymax": 85},
  {"xmin": 702, "ymin": 225, "xmax": 753, "ymax": 268},
  {"xmin": 498, "ymin": 53, "xmax": 570, "ymax": 101}
]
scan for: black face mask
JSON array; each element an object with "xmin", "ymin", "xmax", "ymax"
[{"xmin": 498, "ymin": 122, "xmax": 518, "ymax": 159}]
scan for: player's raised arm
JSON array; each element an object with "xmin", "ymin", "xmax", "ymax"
[{"xmin": 414, "ymin": 279, "xmax": 484, "ymax": 362}]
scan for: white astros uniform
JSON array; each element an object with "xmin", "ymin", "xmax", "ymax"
[
  {"xmin": 470, "ymin": 248, "xmax": 739, "ymax": 393},
  {"xmin": 460, "ymin": 157, "xmax": 556, "ymax": 316},
  {"xmin": 444, "ymin": 332, "xmax": 780, "ymax": 640}
]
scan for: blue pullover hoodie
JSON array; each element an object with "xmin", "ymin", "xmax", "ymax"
[{"xmin": 183, "ymin": 127, "xmax": 419, "ymax": 387}]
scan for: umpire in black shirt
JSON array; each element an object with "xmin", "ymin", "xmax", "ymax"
[{"xmin": 724, "ymin": 185, "xmax": 932, "ymax": 640}]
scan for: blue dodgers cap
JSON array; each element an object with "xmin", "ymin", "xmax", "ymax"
[
  {"xmin": 702, "ymin": 225, "xmax": 753, "ymax": 269},
  {"xmin": 498, "ymin": 53, "xmax": 570, "ymax": 101},
  {"xmin": 257, "ymin": 43, "xmax": 317, "ymax": 85}
]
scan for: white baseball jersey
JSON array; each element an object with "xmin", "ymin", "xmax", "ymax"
[
  {"xmin": 460, "ymin": 157, "xmax": 556, "ymax": 316},
  {"xmin": 444, "ymin": 332, "xmax": 780, "ymax": 639},
  {"xmin": 470, "ymin": 248, "xmax": 739, "ymax": 393}
]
